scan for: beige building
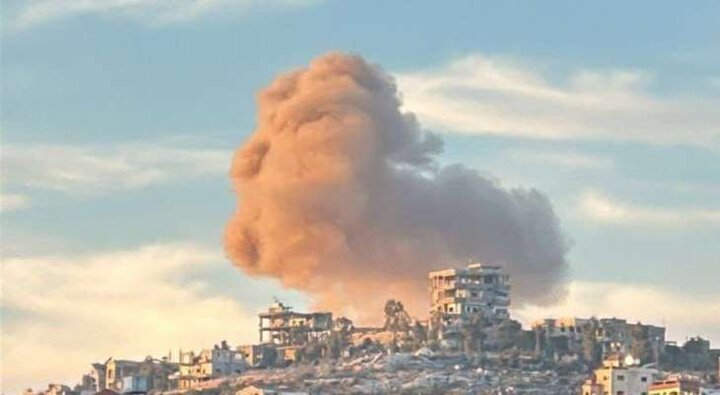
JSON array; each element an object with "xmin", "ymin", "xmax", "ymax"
[
  {"xmin": 177, "ymin": 343, "xmax": 246, "ymax": 389},
  {"xmin": 258, "ymin": 300, "xmax": 333, "ymax": 346},
  {"xmin": 583, "ymin": 356, "xmax": 658, "ymax": 395},
  {"xmin": 105, "ymin": 359, "xmax": 141, "ymax": 391},
  {"xmin": 428, "ymin": 262, "xmax": 510, "ymax": 342},
  {"xmin": 237, "ymin": 343, "xmax": 277, "ymax": 367},
  {"xmin": 649, "ymin": 378, "xmax": 701, "ymax": 395}
]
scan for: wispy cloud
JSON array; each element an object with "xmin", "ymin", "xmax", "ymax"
[
  {"xmin": 2, "ymin": 141, "xmax": 230, "ymax": 196},
  {"xmin": 396, "ymin": 55, "xmax": 720, "ymax": 150},
  {"xmin": 0, "ymin": 193, "xmax": 31, "ymax": 212},
  {"xmin": 9, "ymin": 0, "xmax": 321, "ymax": 31},
  {"xmin": 577, "ymin": 190, "xmax": 720, "ymax": 226},
  {"xmin": 503, "ymin": 148, "xmax": 613, "ymax": 169},
  {"xmin": 1, "ymin": 242, "xmax": 257, "ymax": 393},
  {"xmin": 514, "ymin": 280, "xmax": 720, "ymax": 344}
]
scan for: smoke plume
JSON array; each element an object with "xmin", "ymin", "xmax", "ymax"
[{"xmin": 225, "ymin": 53, "xmax": 569, "ymax": 323}]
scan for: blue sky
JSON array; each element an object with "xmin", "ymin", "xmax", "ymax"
[{"xmin": 2, "ymin": 0, "xmax": 719, "ymax": 392}]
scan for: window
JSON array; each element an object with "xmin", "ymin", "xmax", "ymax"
[
  {"xmin": 617, "ymin": 375, "xmax": 625, "ymax": 381},
  {"xmin": 641, "ymin": 377, "xmax": 647, "ymax": 382},
  {"xmin": 616, "ymin": 392, "xmax": 624, "ymax": 395}
]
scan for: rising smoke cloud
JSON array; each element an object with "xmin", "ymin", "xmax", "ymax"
[{"xmin": 225, "ymin": 53, "xmax": 569, "ymax": 323}]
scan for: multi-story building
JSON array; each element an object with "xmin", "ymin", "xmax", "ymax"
[
  {"xmin": 258, "ymin": 300, "xmax": 333, "ymax": 346},
  {"xmin": 237, "ymin": 344, "xmax": 277, "ymax": 367},
  {"xmin": 584, "ymin": 356, "xmax": 658, "ymax": 395},
  {"xmin": 105, "ymin": 359, "xmax": 141, "ymax": 391},
  {"xmin": 428, "ymin": 262, "xmax": 510, "ymax": 341},
  {"xmin": 89, "ymin": 362, "xmax": 107, "ymax": 391},
  {"xmin": 177, "ymin": 343, "xmax": 246, "ymax": 389}
]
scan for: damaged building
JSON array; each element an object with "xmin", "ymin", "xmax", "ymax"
[
  {"xmin": 534, "ymin": 317, "xmax": 666, "ymax": 363},
  {"xmin": 428, "ymin": 262, "xmax": 511, "ymax": 345},
  {"xmin": 175, "ymin": 341, "xmax": 246, "ymax": 389},
  {"xmin": 258, "ymin": 300, "xmax": 333, "ymax": 362}
]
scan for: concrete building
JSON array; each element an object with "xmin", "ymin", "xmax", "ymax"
[
  {"xmin": 119, "ymin": 376, "xmax": 149, "ymax": 394},
  {"xmin": 533, "ymin": 317, "xmax": 666, "ymax": 362},
  {"xmin": 584, "ymin": 356, "xmax": 658, "ymax": 395},
  {"xmin": 597, "ymin": 318, "xmax": 665, "ymax": 361},
  {"xmin": 177, "ymin": 343, "xmax": 246, "ymax": 389},
  {"xmin": 258, "ymin": 300, "xmax": 333, "ymax": 346},
  {"xmin": 89, "ymin": 363, "xmax": 107, "ymax": 391},
  {"xmin": 105, "ymin": 360, "xmax": 141, "ymax": 391},
  {"xmin": 428, "ymin": 262, "xmax": 510, "ymax": 342},
  {"xmin": 237, "ymin": 344, "xmax": 277, "ymax": 367},
  {"xmin": 649, "ymin": 378, "xmax": 701, "ymax": 395}
]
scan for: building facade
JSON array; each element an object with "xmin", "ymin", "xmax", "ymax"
[
  {"xmin": 585, "ymin": 357, "xmax": 658, "ymax": 395},
  {"xmin": 533, "ymin": 317, "xmax": 666, "ymax": 363},
  {"xmin": 649, "ymin": 378, "xmax": 701, "ymax": 395},
  {"xmin": 258, "ymin": 301, "xmax": 333, "ymax": 346},
  {"xmin": 428, "ymin": 262, "xmax": 510, "ymax": 342},
  {"xmin": 177, "ymin": 344, "xmax": 246, "ymax": 389},
  {"xmin": 105, "ymin": 360, "xmax": 141, "ymax": 391}
]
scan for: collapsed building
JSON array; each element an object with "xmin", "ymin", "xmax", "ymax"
[
  {"xmin": 533, "ymin": 317, "xmax": 666, "ymax": 364},
  {"xmin": 82, "ymin": 357, "xmax": 178, "ymax": 393},
  {"xmin": 175, "ymin": 341, "xmax": 246, "ymax": 389}
]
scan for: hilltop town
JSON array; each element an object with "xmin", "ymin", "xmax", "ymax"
[{"xmin": 25, "ymin": 263, "xmax": 720, "ymax": 395}]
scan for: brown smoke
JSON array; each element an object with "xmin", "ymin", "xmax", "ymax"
[{"xmin": 225, "ymin": 53, "xmax": 569, "ymax": 324}]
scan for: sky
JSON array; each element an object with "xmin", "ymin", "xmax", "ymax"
[{"xmin": 1, "ymin": 0, "xmax": 719, "ymax": 392}]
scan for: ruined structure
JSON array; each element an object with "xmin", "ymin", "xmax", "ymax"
[
  {"xmin": 256, "ymin": 300, "xmax": 333, "ymax": 362},
  {"xmin": 534, "ymin": 317, "xmax": 666, "ymax": 363},
  {"xmin": 258, "ymin": 301, "xmax": 333, "ymax": 345},
  {"xmin": 176, "ymin": 342, "xmax": 246, "ymax": 389},
  {"xmin": 428, "ymin": 262, "xmax": 510, "ymax": 344},
  {"xmin": 105, "ymin": 359, "xmax": 141, "ymax": 391}
]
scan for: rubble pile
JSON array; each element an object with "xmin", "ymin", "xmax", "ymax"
[{"xmin": 225, "ymin": 350, "xmax": 587, "ymax": 394}]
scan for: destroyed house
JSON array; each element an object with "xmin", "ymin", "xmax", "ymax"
[
  {"xmin": 429, "ymin": 262, "xmax": 510, "ymax": 323},
  {"xmin": 176, "ymin": 344, "xmax": 246, "ymax": 389},
  {"xmin": 258, "ymin": 301, "xmax": 332, "ymax": 345}
]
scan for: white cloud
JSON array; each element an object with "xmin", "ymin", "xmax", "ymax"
[
  {"xmin": 10, "ymin": 0, "xmax": 320, "ymax": 30},
  {"xmin": 0, "ymin": 193, "xmax": 31, "ymax": 212},
  {"xmin": 2, "ymin": 141, "xmax": 230, "ymax": 196},
  {"xmin": 577, "ymin": 191, "xmax": 720, "ymax": 226},
  {"xmin": 396, "ymin": 55, "xmax": 720, "ymax": 150},
  {"xmin": 0, "ymin": 242, "xmax": 257, "ymax": 394},
  {"xmin": 514, "ymin": 280, "xmax": 720, "ymax": 345},
  {"xmin": 503, "ymin": 148, "xmax": 613, "ymax": 169}
]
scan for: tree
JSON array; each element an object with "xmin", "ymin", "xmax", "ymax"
[
  {"xmin": 496, "ymin": 320, "xmax": 523, "ymax": 350},
  {"xmin": 383, "ymin": 300, "xmax": 411, "ymax": 332},
  {"xmin": 411, "ymin": 321, "xmax": 427, "ymax": 349}
]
